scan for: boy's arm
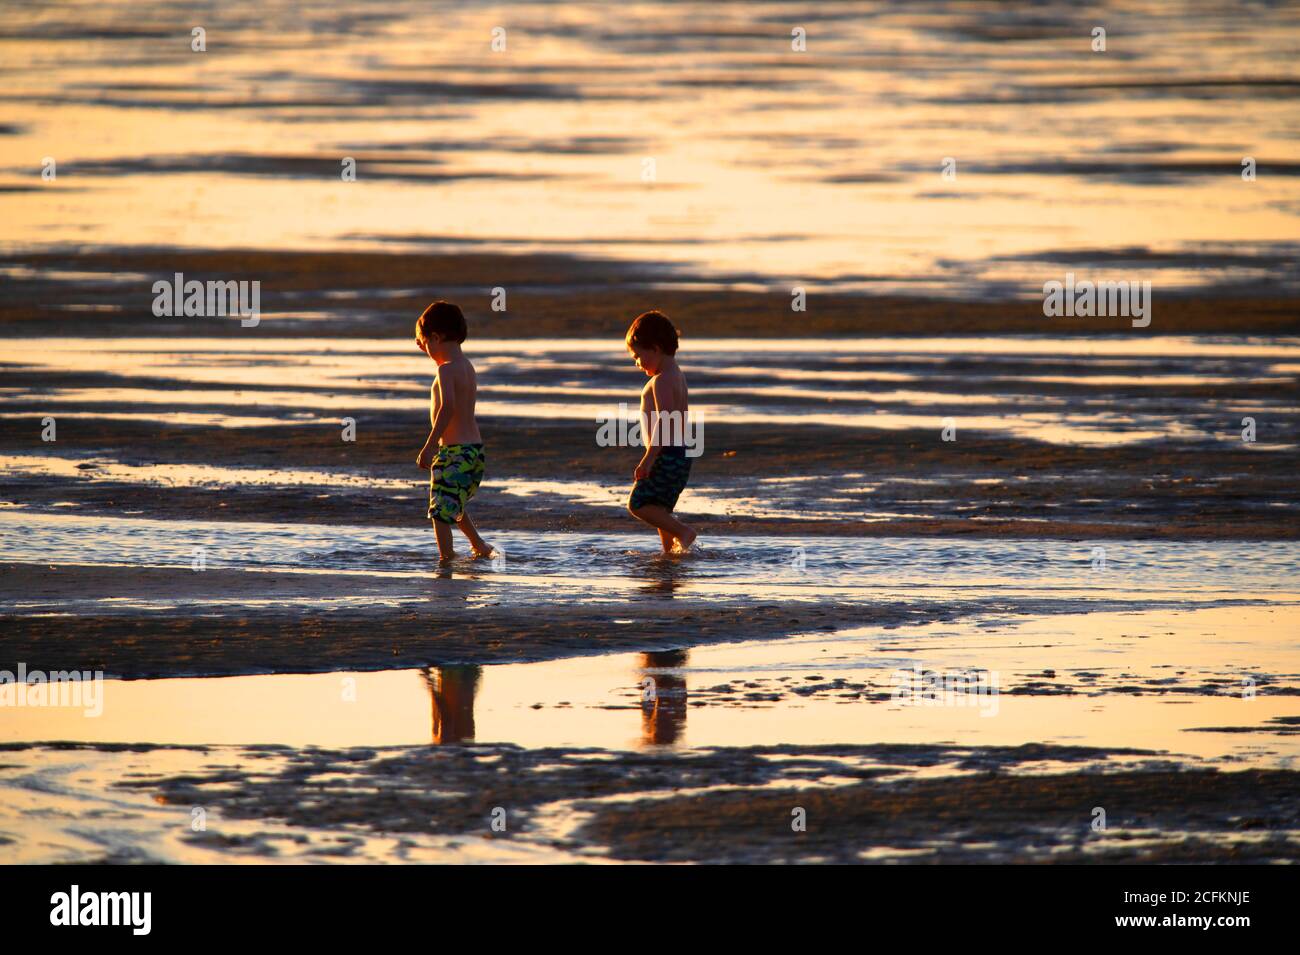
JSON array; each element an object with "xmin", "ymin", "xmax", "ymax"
[
  {"xmin": 417, "ymin": 368, "xmax": 457, "ymax": 467},
  {"xmin": 636, "ymin": 376, "xmax": 664, "ymax": 477}
]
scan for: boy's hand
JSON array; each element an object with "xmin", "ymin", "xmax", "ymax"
[
  {"xmin": 417, "ymin": 446, "xmax": 434, "ymax": 470},
  {"xmin": 634, "ymin": 459, "xmax": 650, "ymax": 481}
]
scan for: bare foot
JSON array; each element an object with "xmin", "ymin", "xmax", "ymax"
[
  {"xmin": 472, "ymin": 546, "xmax": 494, "ymax": 559},
  {"xmin": 673, "ymin": 529, "xmax": 698, "ymax": 553}
]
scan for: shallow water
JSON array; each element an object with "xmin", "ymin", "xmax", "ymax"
[
  {"xmin": 1, "ymin": 1, "xmax": 1298, "ymax": 295},
  {"xmin": 4, "ymin": 513, "xmax": 1299, "ymax": 609},
  {"xmin": 5, "ymin": 605, "xmax": 1296, "ymax": 756}
]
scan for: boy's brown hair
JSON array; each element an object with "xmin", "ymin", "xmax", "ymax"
[
  {"xmin": 626, "ymin": 310, "xmax": 679, "ymax": 356},
  {"xmin": 416, "ymin": 300, "xmax": 467, "ymax": 344}
]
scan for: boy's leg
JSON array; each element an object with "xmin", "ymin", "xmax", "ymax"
[
  {"xmin": 432, "ymin": 519, "xmax": 456, "ymax": 561},
  {"xmin": 455, "ymin": 509, "xmax": 493, "ymax": 558},
  {"xmin": 428, "ymin": 445, "xmax": 457, "ymax": 561},
  {"xmin": 630, "ymin": 503, "xmax": 697, "ymax": 551},
  {"xmin": 656, "ymin": 528, "xmax": 674, "ymax": 554}
]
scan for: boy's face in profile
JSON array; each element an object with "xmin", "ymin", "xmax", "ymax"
[
  {"xmin": 416, "ymin": 332, "xmax": 442, "ymax": 359},
  {"xmin": 628, "ymin": 342, "xmax": 661, "ymax": 376}
]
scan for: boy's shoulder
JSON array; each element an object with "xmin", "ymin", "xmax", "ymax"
[
  {"xmin": 656, "ymin": 364, "xmax": 686, "ymax": 385},
  {"xmin": 433, "ymin": 357, "xmax": 475, "ymax": 377}
]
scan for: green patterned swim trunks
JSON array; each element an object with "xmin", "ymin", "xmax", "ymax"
[
  {"xmin": 428, "ymin": 443, "xmax": 485, "ymax": 523},
  {"xmin": 629, "ymin": 447, "xmax": 691, "ymax": 511}
]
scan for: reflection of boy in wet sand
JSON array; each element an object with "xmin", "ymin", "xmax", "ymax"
[
  {"xmin": 423, "ymin": 666, "xmax": 481, "ymax": 744},
  {"xmin": 625, "ymin": 311, "xmax": 698, "ymax": 554},
  {"xmin": 414, "ymin": 301, "xmax": 493, "ymax": 563},
  {"xmin": 640, "ymin": 650, "xmax": 688, "ymax": 746}
]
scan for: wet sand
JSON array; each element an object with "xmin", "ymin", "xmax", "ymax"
[
  {"xmin": 2, "ymin": 740, "xmax": 1294, "ymax": 864},
  {"xmin": 5, "ymin": 601, "xmax": 1296, "ymax": 862},
  {"xmin": 0, "ymin": 559, "xmax": 1009, "ymax": 678},
  {"xmin": 581, "ymin": 764, "xmax": 1300, "ymax": 864},
  {"xmin": 4, "ymin": 258, "xmax": 1297, "ymax": 543},
  {"xmin": 3, "ymin": 416, "xmax": 1297, "ymax": 538},
  {"xmin": 2, "ymin": 247, "xmax": 1298, "ymax": 337}
]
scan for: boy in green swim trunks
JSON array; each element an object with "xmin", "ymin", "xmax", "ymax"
[
  {"xmin": 415, "ymin": 301, "xmax": 493, "ymax": 562},
  {"xmin": 625, "ymin": 310, "xmax": 698, "ymax": 554}
]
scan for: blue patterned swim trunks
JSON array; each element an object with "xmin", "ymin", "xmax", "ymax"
[{"xmin": 629, "ymin": 446, "xmax": 691, "ymax": 511}]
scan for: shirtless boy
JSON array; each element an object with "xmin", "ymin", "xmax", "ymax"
[
  {"xmin": 415, "ymin": 301, "xmax": 492, "ymax": 562},
  {"xmin": 624, "ymin": 310, "xmax": 698, "ymax": 554}
]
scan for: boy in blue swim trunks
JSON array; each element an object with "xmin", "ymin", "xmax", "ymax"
[
  {"xmin": 414, "ymin": 300, "xmax": 493, "ymax": 562},
  {"xmin": 625, "ymin": 310, "xmax": 698, "ymax": 554}
]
